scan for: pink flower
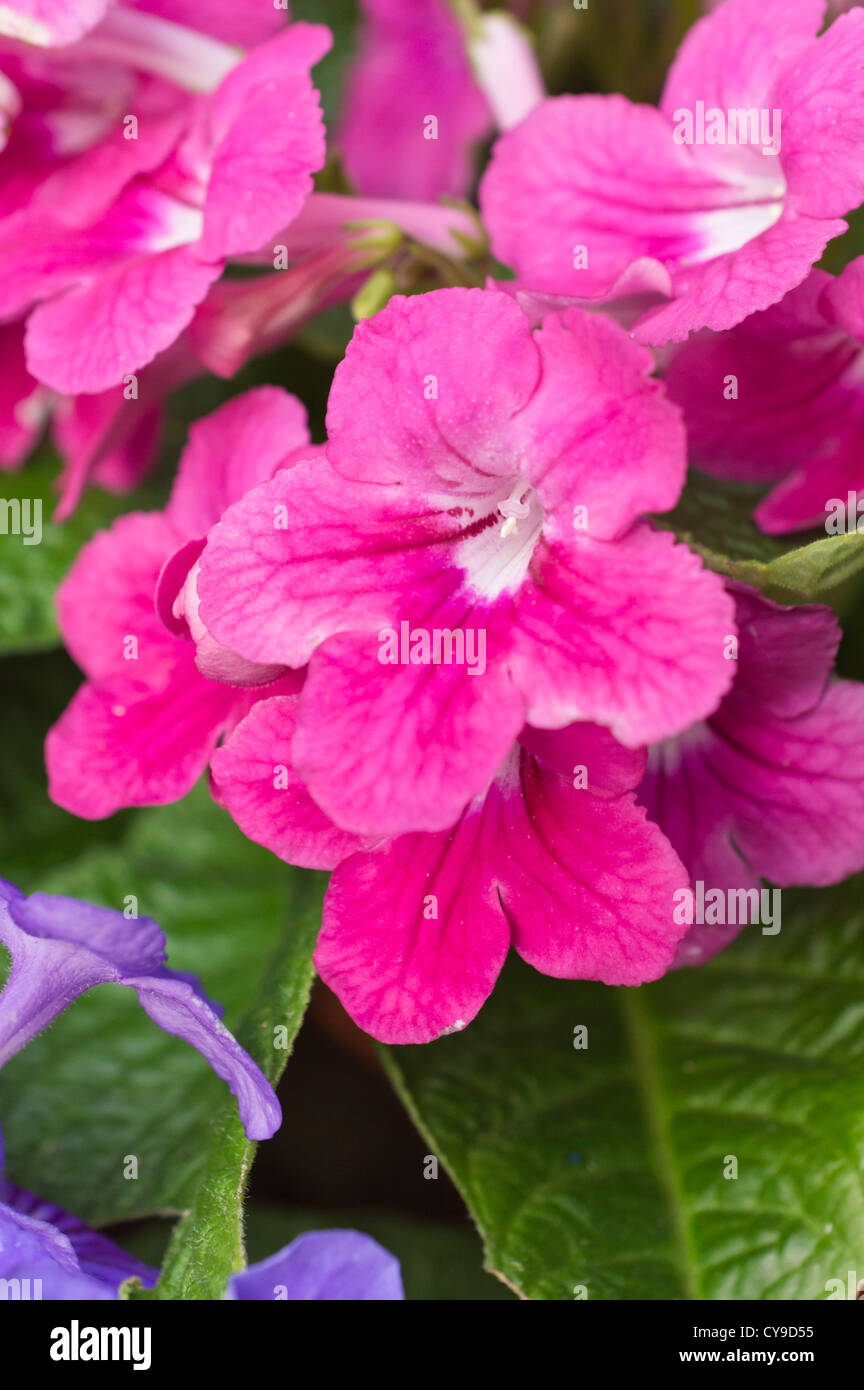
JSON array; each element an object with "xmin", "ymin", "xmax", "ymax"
[
  {"xmin": 45, "ymin": 387, "xmax": 316, "ymax": 818},
  {"xmin": 340, "ymin": 0, "xmax": 492, "ymax": 201},
  {"xmin": 480, "ymin": 0, "xmax": 864, "ymax": 344},
  {"xmin": 211, "ymin": 697, "xmax": 692, "ymax": 1042},
  {"xmin": 639, "ymin": 583, "xmax": 864, "ymax": 966},
  {"xmin": 0, "ymin": 205, "xmax": 479, "ymax": 521},
  {"xmin": 0, "ymin": 315, "xmax": 202, "ymax": 519},
  {"xmin": 0, "ymin": 9, "xmax": 331, "ymax": 392},
  {"xmin": 0, "ymin": 1, "xmax": 113, "ymax": 47},
  {"xmin": 0, "ymin": 2, "xmax": 285, "ymax": 55},
  {"xmin": 195, "ymin": 287, "xmax": 736, "ymax": 840},
  {"xmin": 664, "ymin": 257, "xmax": 864, "ymax": 533},
  {"xmin": 0, "ymin": 320, "xmax": 49, "ymax": 467}
]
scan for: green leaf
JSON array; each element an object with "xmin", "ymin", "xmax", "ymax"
[
  {"xmin": 383, "ymin": 876, "xmax": 864, "ymax": 1300},
  {"xmin": 0, "ymin": 651, "xmax": 131, "ymax": 882},
  {"xmin": 0, "ymin": 452, "xmax": 159, "ymax": 656},
  {"xmin": 0, "ymin": 781, "xmax": 324, "ymax": 1245},
  {"xmin": 659, "ymin": 471, "xmax": 864, "ymax": 604},
  {"xmin": 138, "ymin": 881, "xmax": 323, "ymax": 1301}
]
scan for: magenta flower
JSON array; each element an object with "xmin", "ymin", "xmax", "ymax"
[
  {"xmin": 0, "ymin": 9, "xmax": 331, "ymax": 393},
  {"xmin": 211, "ymin": 696, "xmax": 691, "ymax": 1042},
  {"xmin": 45, "ymin": 387, "xmax": 316, "ymax": 817},
  {"xmin": 639, "ymin": 584, "xmax": 864, "ymax": 966},
  {"xmin": 0, "ymin": 207, "xmax": 454, "ymax": 519},
  {"xmin": 227, "ymin": 1230, "xmax": 404, "ymax": 1301},
  {"xmin": 664, "ymin": 257, "xmax": 864, "ymax": 534},
  {"xmin": 340, "ymin": 0, "xmax": 492, "ymax": 201},
  {"xmin": 49, "ymin": 330, "xmax": 201, "ymax": 519},
  {"xmin": 0, "ymin": 320, "xmax": 48, "ymax": 468},
  {"xmin": 0, "ymin": 2, "xmax": 286, "ymax": 49},
  {"xmin": 0, "ymin": 879, "xmax": 281, "ymax": 1138},
  {"xmin": 480, "ymin": 0, "xmax": 864, "ymax": 344},
  {"xmin": 0, "ymin": 1, "xmax": 112, "ymax": 47},
  {"xmin": 196, "ymin": 287, "xmax": 735, "ymax": 840}
]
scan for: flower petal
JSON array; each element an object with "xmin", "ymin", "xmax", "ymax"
[
  {"xmin": 56, "ymin": 510, "xmax": 180, "ymax": 681},
  {"xmin": 166, "ymin": 386, "xmax": 311, "ymax": 537},
  {"xmin": 227, "ymin": 1229, "xmax": 404, "ymax": 1301},
  {"xmin": 199, "ymin": 24, "xmax": 330, "ymax": 261},
  {"xmin": 197, "ymin": 459, "xmax": 458, "ymax": 668},
  {"xmin": 25, "ymin": 243, "xmax": 223, "ymax": 394},
  {"xmin": 0, "ymin": 0, "xmax": 108, "ymax": 46},
  {"xmin": 633, "ymin": 208, "xmax": 845, "ymax": 346},
  {"xmin": 772, "ymin": 8, "xmax": 864, "ymax": 218},
  {"xmin": 514, "ymin": 306, "xmax": 687, "ymax": 539},
  {"xmin": 46, "ymin": 655, "xmax": 239, "ymax": 818},
  {"xmin": 481, "ymin": 94, "xmax": 768, "ymax": 301},
  {"xmin": 0, "ymin": 887, "xmax": 280, "ymax": 1139},
  {"xmin": 499, "ymin": 744, "xmax": 689, "ymax": 985},
  {"xmin": 294, "ymin": 621, "xmax": 523, "ymax": 837},
  {"xmin": 0, "ymin": 1180, "xmax": 157, "ymax": 1291},
  {"xmin": 211, "ymin": 693, "xmax": 366, "ymax": 869},
  {"xmin": 509, "ymin": 526, "xmax": 736, "ymax": 745},
  {"xmin": 129, "ymin": 969, "xmax": 281, "ymax": 1140},
  {"xmin": 340, "ymin": 0, "xmax": 490, "ymax": 200},
  {"xmin": 661, "ymin": 0, "xmax": 823, "ymax": 123},
  {"xmin": 132, "ymin": 0, "xmax": 287, "ymax": 47},
  {"xmin": 325, "ymin": 288, "xmax": 541, "ymax": 495},
  {"xmin": 316, "ymin": 804, "xmax": 509, "ymax": 1043}
]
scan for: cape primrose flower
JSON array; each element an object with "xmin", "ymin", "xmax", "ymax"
[
  {"xmin": 0, "ymin": 1144, "xmax": 400, "ymax": 1300},
  {"xmin": 0, "ymin": 6, "xmax": 331, "ymax": 392},
  {"xmin": 640, "ymin": 584, "xmax": 864, "ymax": 965},
  {"xmin": 0, "ymin": 1119, "xmax": 158, "ymax": 1300},
  {"xmin": 0, "ymin": 879, "xmax": 281, "ymax": 1139},
  {"xmin": 46, "ymin": 387, "xmax": 316, "ymax": 819},
  {"xmin": 196, "ymin": 286, "xmax": 736, "ymax": 840},
  {"xmin": 227, "ymin": 1230, "xmax": 404, "ymax": 1301},
  {"xmin": 664, "ymin": 257, "xmax": 864, "ymax": 534},
  {"xmin": 340, "ymin": 0, "xmax": 492, "ymax": 201},
  {"xmin": 0, "ymin": 1, "xmax": 287, "ymax": 49},
  {"xmin": 210, "ymin": 697, "xmax": 693, "ymax": 1042},
  {"xmin": 480, "ymin": 0, "xmax": 864, "ymax": 343}
]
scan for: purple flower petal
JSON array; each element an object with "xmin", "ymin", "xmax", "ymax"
[
  {"xmin": 1, "ymin": 1178, "xmax": 158, "ymax": 1292},
  {"xmin": 227, "ymin": 1230, "xmax": 404, "ymax": 1301},
  {"xmin": 0, "ymin": 887, "xmax": 281, "ymax": 1140}
]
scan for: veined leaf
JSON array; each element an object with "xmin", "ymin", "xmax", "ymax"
[{"xmin": 384, "ymin": 877, "xmax": 864, "ymax": 1300}]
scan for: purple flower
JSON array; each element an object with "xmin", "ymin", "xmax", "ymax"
[
  {"xmin": 0, "ymin": 879, "xmax": 281, "ymax": 1140},
  {"xmin": 0, "ymin": 1138, "xmax": 402, "ymax": 1299},
  {"xmin": 227, "ymin": 1230, "xmax": 404, "ymax": 1301},
  {"xmin": 0, "ymin": 1120, "xmax": 158, "ymax": 1300}
]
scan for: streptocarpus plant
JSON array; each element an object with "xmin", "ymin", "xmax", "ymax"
[{"xmin": 2, "ymin": 0, "xmax": 864, "ymax": 1311}]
